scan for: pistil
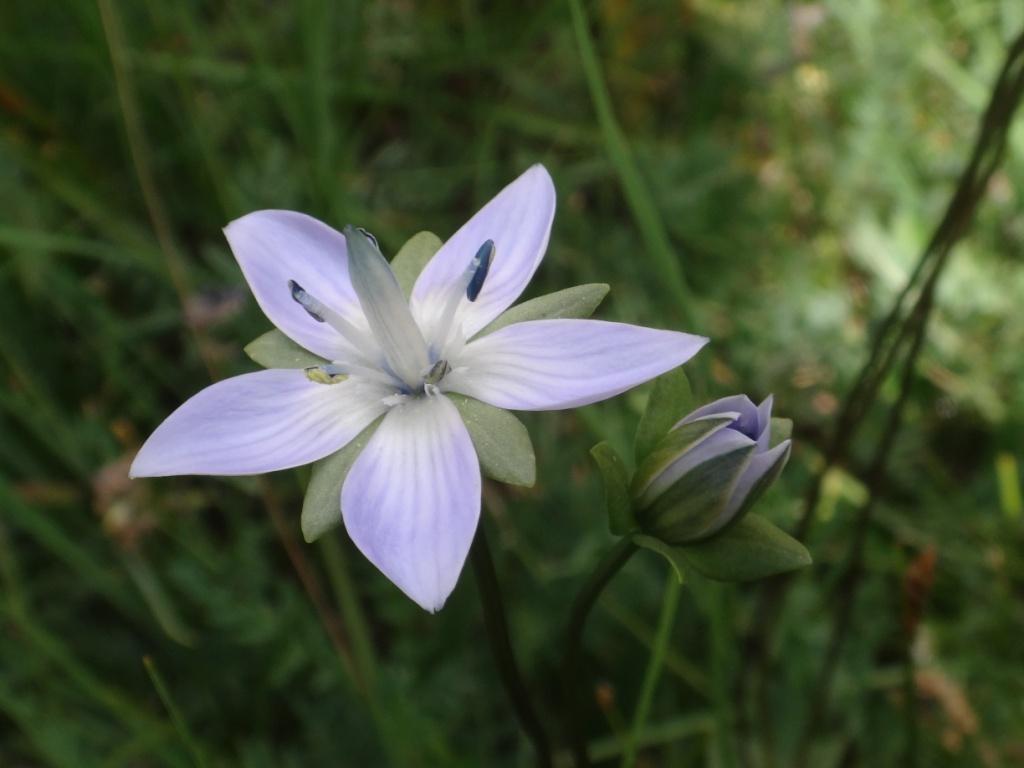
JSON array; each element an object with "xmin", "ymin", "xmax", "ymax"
[{"xmin": 344, "ymin": 226, "xmax": 431, "ymax": 391}]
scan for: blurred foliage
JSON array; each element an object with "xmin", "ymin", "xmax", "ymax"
[{"xmin": 1, "ymin": 0, "xmax": 1023, "ymax": 766}]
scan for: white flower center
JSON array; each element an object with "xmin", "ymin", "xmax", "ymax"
[{"xmin": 290, "ymin": 228, "xmax": 493, "ymax": 399}]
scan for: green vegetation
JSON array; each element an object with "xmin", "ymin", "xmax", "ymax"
[{"xmin": 2, "ymin": 1, "xmax": 1023, "ymax": 765}]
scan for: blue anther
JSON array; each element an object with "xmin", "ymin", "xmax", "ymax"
[{"xmin": 466, "ymin": 240, "xmax": 494, "ymax": 302}]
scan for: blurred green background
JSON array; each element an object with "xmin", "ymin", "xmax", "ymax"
[{"xmin": 2, "ymin": 1, "xmax": 1023, "ymax": 766}]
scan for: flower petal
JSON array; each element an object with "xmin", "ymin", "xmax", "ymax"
[
  {"xmin": 680, "ymin": 394, "xmax": 760, "ymax": 438},
  {"xmin": 755, "ymin": 395, "xmax": 774, "ymax": 450},
  {"xmin": 130, "ymin": 370, "xmax": 389, "ymax": 477},
  {"xmin": 639, "ymin": 427, "xmax": 755, "ymax": 508},
  {"xmin": 224, "ymin": 211, "xmax": 368, "ymax": 361},
  {"xmin": 445, "ymin": 319, "xmax": 708, "ymax": 411},
  {"xmin": 341, "ymin": 395, "xmax": 481, "ymax": 612},
  {"xmin": 720, "ymin": 438, "xmax": 792, "ymax": 525},
  {"xmin": 411, "ymin": 165, "xmax": 556, "ymax": 345}
]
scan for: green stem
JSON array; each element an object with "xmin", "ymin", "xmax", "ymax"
[
  {"xmin": 562, "ymin": 537, "xmax": 638, "ymax": 768},
  {"xmin": 142, "ymin": 656, "xmax": 210, "ymax": 768},
  {"xmin": 565, "ymin": 0, "xmax": 692, "ymax": 317},
  {"xmin": 470, "ymin": 525, "xmax": 553, "ymax": 768},
  {"xmin": 621, "ymin": 572, "xmax": 681, "ymax": 768},
  {"xmin": 706, "ymin": 583, "xmax": 738, "ymax": 768},
  {"xmin": 319, "ymin": 533, "xmax": 378, "ymax": 687}
]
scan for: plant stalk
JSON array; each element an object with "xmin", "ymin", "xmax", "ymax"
[
  {"xmin": 470, "ymin": 525, "xmax": 553, "ymax": 768},
  {"xmin": 562, "ymin": 537, "xmax": 638, "ymax": 768}
]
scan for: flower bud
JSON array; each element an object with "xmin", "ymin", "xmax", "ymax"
[{"xmin": 632, "ymin": 394, "xmax": 792, "ymax": 544}]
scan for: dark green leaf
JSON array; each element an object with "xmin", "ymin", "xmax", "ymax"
[
  {"xmin": 590, "ymin": 441, "xmax": 636, "ymax": 535},
  {"xmin": 245, "ymin": 330, "xmax": 326, "ymax": 369},
  {"xmin": 477, "ymin": 283, "xmax": 609, "ymax": 336},
  {"xmin": 391, "ymin": 231, "xmax": 442, "ymax": 297},
  {"xmin": 449, "ymin": 394, "xmax": 535, "ymax": 487},
  {"xmin": 301, "ymin": 419, "xmax": 382, "ymax": 543},
  {"xmin": 676, "ymin": 514, "xmax": 812, "ymax": 582},
  {"xmin": 634, "ymin": 367, "xmax": 695, "ymax": 462}
]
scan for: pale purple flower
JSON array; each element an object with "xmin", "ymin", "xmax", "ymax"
[
  {"xmin": 635, "ymin": 394, "xmax": 792, "ymax": 543},
  {"xmin": 131, "ymin": 165, "xmax": 707, "ymax": 611}
]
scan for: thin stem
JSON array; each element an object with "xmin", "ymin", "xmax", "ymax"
[
  {"xmin": 794, "ymin": 297, "xmax": 932, "ymax": 767},
  {"xmin": 707, "ymin": 583, "xmax": 739, "ymax": 768},
  {"xmin": 562, "ymin": 537, "xmax": 638, "ymax": 768},
  {"xmin": 96, "ymin": 0, "xmax": 218, "ymax": 378},
  {"xmin": 143, "ymin": 656, "xmax": 210, "ymax": 768},
  {"xmin": 470, "ymin": 525, "xmax": 553, "ymax": 768},
  {"xmin": 565, "ymin": 0, "xmax": 692, "ymax": 318},
  {"xmin": 621, "ymin": 572, "xmax": 681, "ymax": 768},
  {"xmin": 259, "ymin": 478, "xmax": 362, "ymax": 692},
  {"xmin": 319, "ymin": 533, "xmax": 378, "ymax": 688}
]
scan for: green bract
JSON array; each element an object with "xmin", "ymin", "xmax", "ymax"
[
  {"xmin": 671, "ymin": 514, "xmax": 811, "ymax": 581},
  {"xmin": 390, "ymin": 231, "xmax": 443, "ymax": 297},
  {"xmin": 301, "ymin": 420, "xmax": 381, "ymax": 543},
  {"xmin": 245, "ymin": 329, "xmax": 326, "ymax": 369},
  {"xmin": 590, "ymin": 441, "xmax": 635, "ymax": 535},
  {"xmin": 448, "ymin": 394, "xmax": 535, "ymax": 487},
  {"xmin": 478, "ymin": 283, "xmax": 609, "ymax": 336}
]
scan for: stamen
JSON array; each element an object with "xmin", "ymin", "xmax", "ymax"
[
  {"xmin": 355, "ymin": 226, "xmax": 379, "ymax": 251},
  {"xmin": 423, "ymin": 359, "xmax": 451, "ymax": 386},
  {"xmin": 466, "ymin": 240, "xmax": 494, "ymax": 302},
  {"xmin": 290, "ymin": 280, "xmax": 325, "ymax": 322},
  {"xmin": 431, "ymin": 239, "xmax": 496, "ymax": 354},
  {"xmin": 306, "ymin": 361, "xmax": 397, "ymax": 388},
  {"xmin": 304, "ymin": 365, "xmax": 348, "ymax": 385},
  {"xmin": 288, "ymin": 279, "xmax": 380, "ymax": 364}
]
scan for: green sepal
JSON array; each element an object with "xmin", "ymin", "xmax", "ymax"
[
  {"xmin": 633, "ymin": 533, "xmax": 688, "ymax": 583},
  {"xmin": 590, "ymin": 442, "xmax": 635, "ymax": 535},
  {"xmin": 301, "ymin": 419, "xmax": 382, "ymax": 543},
  {"xmin": 634, "ymin": 367, "xmax": 695, "ymax": 463},
  {"xmin": 769, "ymin": 417, "xmax": 793, "ymax": 449},
  {"xmin": 448, "ymin": 394, "xmax": 535, "ymax": 487},
  {"xmin": 638, "ymin": 438, "xmax": 755, "ymax": 544},
  {"xmin": 245, "ymin": 329, "xmax": 327, "ymax": 369},
  {"xmin": 390, "ymin": 231, "xmax": 442, "ymax": 297},
  {"xmin": 478, "ymin": 283, "xmax": 610, "ymax": 336},
  {"xmin": 675, "ymin": 514, "xmax": 812, "ymax": 582},
  {"xmin": 631, "ymin": 416, "xmax": 735, "ymax": 499}
]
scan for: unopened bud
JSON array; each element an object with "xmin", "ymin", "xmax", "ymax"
[{"xmin": 632, "ymin": 395, "xmax": 792, "ymax": 544}]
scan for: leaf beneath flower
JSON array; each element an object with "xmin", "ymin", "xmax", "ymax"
[
  {"xmin": 675, "ymin": 514, "xmax": 812, "ymax": 581},
  {"xmin": 245, "ymin": 329, "xmax": 326, "ymax": 369},
  {"xmin": 633, "ymin": 533, "xmax": 687, "ymax": 583},
  {"xmin": 477, "ymin": 283, "xmax": 610, "ymax": 336},
  {"xmin": 634, "ymin": 367, "xmax": 694, "ymax": 463},
  {"xmin": 301, "ymin": 419, "xmax": 382, "ymax": 542},
  {"xmin": 391, "ymin": 231, "xmax": 443, "ymax": 298},
  {"xmin": 448, "ymin": 394, "xmax": 535, "ymax": 487},
  {"xmin": 591, "ymin": 442, "xmax": 635, "ymax": 535}
]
